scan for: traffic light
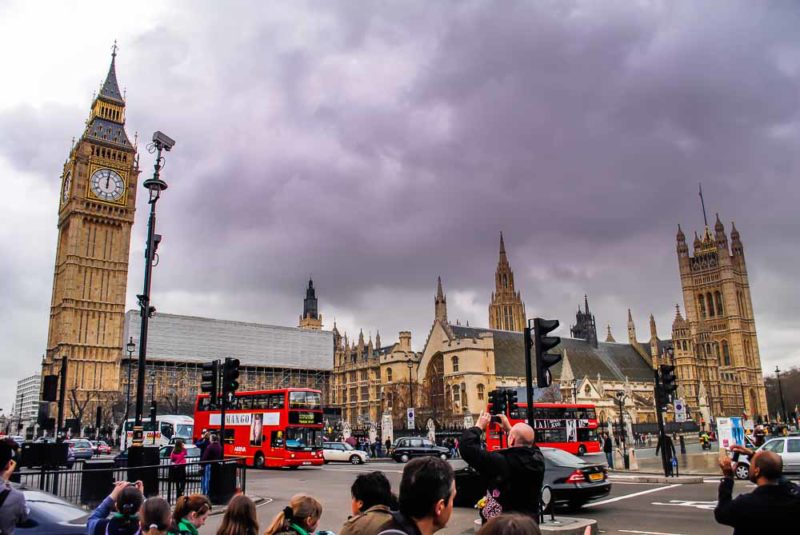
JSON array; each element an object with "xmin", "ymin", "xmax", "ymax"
[
  {"xmin": 660, "ymin": 364, "xmax": 677, "ymax": 397},
  {"xmin": 488, "ymin": 389, "xmax": 506, "ymax": 415},
  {"xmin": 533, "ymin": 318, "xmax": 562, "ymax": 388},
  {"xmin": 201, "ymin": 360, "xmax": 220, "ymax": 401},
  {"xmin": 505, "ymin": 390, "xmax": 519, "ymax": 418},
  {"xmin": 222, "ymin": 357, "xmax": 241, "ymax": 396}
]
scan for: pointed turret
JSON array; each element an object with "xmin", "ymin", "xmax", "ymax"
[
  {"xmin": 435, "ymin": 276, "xmax": 448, "ymax": 323},
  {"xmin": 714, "ymin": 213, "xmax": 728, "ymax": 250},
  {"xmin": 375, "ymin": 331, "xmax": 381, "ymax": 349},
  {"xmin": 730, "ymin": 221, "xmax": 744, "ymax": 257},
  {"xmin": 499, "ymin": 231, "xmax": 507, "ymax": 259},
  {"xmin": 99, "ymin": 43, "xmax": 124, "ymax": 104},
  {"xmin": 649, "ymin": 314, "xmax": 657, "ymax": 339},
  {"xmin": 489, "ymin": 233, "xmax": 526, "ymax": 331},
  {"xmin": 299, "ymin": 278, "xmax": 322, "ymax": 329},
  {"xmin": 627, "ymin": 309, "xmax": 637, "ymax": 344},
  {"xmin": 84, "ymin": 44, "xmax": 132, "ymax": 149},
  {"xmin": 605, "ymin": 325, "xmax": 616, "ymax": 343},
  {"xmin": 693, "ymin": 231, "xmax": 702, "ymax": 251},
  {"xmin": 676, "ymin": 224, "xmax": 688, "ymax": 257}
]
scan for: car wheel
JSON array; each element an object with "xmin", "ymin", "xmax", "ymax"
[
  {"xmin": 400, "ymin": 454, "xmax": 410, "ymax": 463},
  {"xmin": 578, "ymin": 445, "xmax": 587, "ymax": 456},
  {"xmin": 440, "ymin": 453, "xmax": 448, "ymax": 460},
  {"xmin": 350, "ymin": 455, "xmax": 362, "ymax": 465},
  {"xmin": 254, "ymin": 452, "xmax": 265, "ymax": 469},
  {"xmin": 735, "ymin": 463, "xmax": 749, "ymax": 480}
]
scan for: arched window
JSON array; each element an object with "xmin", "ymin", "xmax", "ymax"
[
  {"xmin": 477, "ymin": 384, "xmax": 485, "ymax": 401},
  {"xmin": 698, "ymin": 294, "xmax": 706, "ymax": 318},
  {"xmin": 452, "ymin": 384, "xmax": 460, "ymax": 403},
  {"xmin": 386, "ymin": 368, "xmax": 393, "ymax": 383},
  {"xmin": 706, "ymin": 292, "xmax": 715, "ymax": 317},
  {"xmin": 584, "ymin": 384, "xmax": 591, "ymax": 396},
  {"xmin": 452, "ymin": 356, "xmax": 459, "ymax": 372},
  {"xmin": 715, "ymin": 291, "xmax": 724, "ymax": 316},
  {"xmin": 722, "ymin": 341, "xmax": 730, "ymax": 366}
]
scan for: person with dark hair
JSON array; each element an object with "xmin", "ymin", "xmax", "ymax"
[
  {"xmin": 377, "ymin": 457, "xmax": 455, "ymax": 535},
  {"xmin": 171, "ymin": 494, "xmax": 211, "ymax": 534},
  {"xmin": 0, "ymin": 438, "xmax": 28, "ymax": 535},
  {"xmin": 263, "ymin": 494, "xmax": 324, "ymax": 535},
  {"xmin": 715, "ymin": 449, "xmax": 800, "ymax": 533},
  {"xmin": 216, "ymin": 495, "xmax": 259, "ymax": 535},
  {"xmin": 476, "ymin": 513, "xmax": 542, "ymax": 535},
  {"xmin": 459, "ymin": 412, "xmax": 545, "ymax": 521},
  {"xmin": 141, "ymin": 496, "xmax": 172, "ymax": 535},
  {"xmin": 341, "ymin": 472, "xmax": 395, "ymax": 535},
  {"xmin": 201, "ymin": 434, "xmax": 223, "ymax": 495},
  {"xmin": 170, "ymin": 440, "xmax": 188, "ymax": 499},
  {"xmin": 86, "ymin": 480, "xmax": 144, "ymax": 535},
  {"xmin": 602, "ymin": 433, "xmax": 614, "ymax": 468}
]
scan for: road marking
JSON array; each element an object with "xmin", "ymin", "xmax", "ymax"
[
  {"xmin": 321, "ymin": 467, "xmax": 403, "ymax": 474},
  {"xmin": 618, "ymin": 530, "xmax": 687, "ymax": 535},
  {"xmin": 584, "ymin": 484, "xmax": 682, "ymax": 508},
  {"xmin": 256, "ymin": 498, "xmax": 274, "ymax": 508},
  {"xmin": 650, "ymin": 499, "xmax": 717, "ymax": 510}
]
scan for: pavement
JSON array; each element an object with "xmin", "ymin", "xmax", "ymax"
[{"xmin": 197, "ymin": 459, "xmax": 746, "ymax": 535}]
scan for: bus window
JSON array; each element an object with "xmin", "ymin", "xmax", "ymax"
[
  {"xmin": 289, "ymin": 391, "xmax": 321, "ymax": 410},
  {"xmin": 285, "ymin": 428, "xmax": 322, "ymax": 450},
  {"xmin": 537, "ymin": 429, "xmax": 567, "ymax": 443},
  {"xmin": 271, "ymin": 431, "xmax": 284, "ymax": 449},
  {"xmin": 267, "ymin": 394, "xmax": 284, "ymax": 409},
  {"xmin": 577, "ymin": 428, "xmax": 598, "ymax": 442}
]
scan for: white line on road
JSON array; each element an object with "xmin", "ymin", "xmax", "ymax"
[
  {"xmin": 584, "ymin": 484, "xmax": 682, "ymax": 508},
  {"xmin": 618, "ymin": 530, "xmax": 687, "ymax": 535},
  {"xmin": 321, "ymin": 467, "xmax": 404, "ymax": 474},
  {"xmin": 256, "ymin": 498, "xmax": 274, "ymax": 508}
]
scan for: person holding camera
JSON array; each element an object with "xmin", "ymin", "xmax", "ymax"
[
  {"xmin": 459, "ymin": 411, "xmax": 545, "ymax": 521},
  {"xmin": 0, "ymin": 439, "xmax": 28, "ymax": 535}
]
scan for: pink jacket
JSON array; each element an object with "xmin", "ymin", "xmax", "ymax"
[{"xmin": 170, "ymin": 449, "xmax": 187, "ymax": 465}]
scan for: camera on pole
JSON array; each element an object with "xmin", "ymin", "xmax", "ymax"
[{"xmin": 533, "ymin": 318, "xmax": 562, "ymax": 388}]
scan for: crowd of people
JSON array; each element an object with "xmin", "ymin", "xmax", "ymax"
[{"xmin": 3, "ymin": 415, "xmax": 800, "ymax": 535}]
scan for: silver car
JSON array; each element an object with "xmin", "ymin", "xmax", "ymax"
[{"xmin": 734, "ymin": 436, "xmax": 800, "ymax": 479}]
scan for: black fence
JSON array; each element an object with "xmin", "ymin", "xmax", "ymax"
[{"xmin": 16, "ymin": 458, "xmax": 246, "ymax": 508}]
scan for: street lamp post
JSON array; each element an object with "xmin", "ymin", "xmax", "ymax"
[
  {"xmin": 122, "ymin": 338, "xmax": 135, "ymax": 429},
  {"xmin": 616, "ymin": 391, "xmax": 629, "ymax": 469},
  {"xmin": 132, "ymin": 131, "xmax": 174, "ymax": 447},
  {"xmin": 775, "ymin": 366, "xmax": 788, "ymax": 423},
  {"xmin": 406, "ymin": 359, "xmax": 414, "ymax": 409}
]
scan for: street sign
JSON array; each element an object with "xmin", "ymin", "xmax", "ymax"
[
  {"xmin": 674, "ymin": 399, "xmax": 686, "ymax": 423},
  {"xmin": 407, "ymin": 407, "xmax": 415, "ymax": 429}
]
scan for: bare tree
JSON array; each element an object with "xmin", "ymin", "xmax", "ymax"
[
  {"xmin": 538, "ymin": 383, "xmax": 562, "ymax": 403},
  {"xmin": 69, "ymin": 388, "xmax": 93, "ymax": 433}
]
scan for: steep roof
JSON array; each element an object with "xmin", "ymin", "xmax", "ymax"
[
  {"xmin": 124, "ymin": 310, "xmax": 334, "ymax": 370},
  {"xmin": 449, "ymin": 325, "xmax": 654, "ymax": 382}
]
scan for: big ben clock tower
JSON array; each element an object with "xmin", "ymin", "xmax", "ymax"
[{"xmin": 42, "ymin": 45, "xmax": 139, "ymax": 428}]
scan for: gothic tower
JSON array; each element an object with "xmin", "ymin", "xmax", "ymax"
[
  {"xmin": 435, "ymin": 276, "xmax": 447, "ymax": 323},
  {"xmin": 570, "ymin": 295, "xmax": 597, "ymax": 347},
  {"xmin": 299, "ymin": 279, "xmax": 322, "ymax": 330},
  {"xmin": 41, "ymin": 46, "xmax": 139, "ymax": 423},
  {"xmin": 488, "ymin": 233, "xmax": 526, "ymax": 331},
  {"xmin": 677, "ymin": 215, "xmax": 767, "ymax": 419}
]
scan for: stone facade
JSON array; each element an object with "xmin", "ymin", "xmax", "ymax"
[{"xmin": 41, "ymin": 49, "xmax": 139, "ymax": 422}]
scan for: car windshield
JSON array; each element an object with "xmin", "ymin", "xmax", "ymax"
[
  {"xmin": 176, "ymin": 424, "xmax": 194, "ymax": 438},
  {"xmin": 542, "ymin": 448, "xmax": 586, "ymax": 467},
  {"xmin": 342, "ymin": 442, "xmax": 354, "ymax": 451},
  {"xmin": 285, "ymin": 428, "xmax": 323, "ymax": 450}
]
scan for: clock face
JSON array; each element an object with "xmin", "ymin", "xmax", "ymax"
[
  {"xmin": 62, "ymin": 171, "xmax": 72, "ymax": 205},
  {"xmin": 90, "ymin": 168, "xmax": 125, "ymax": 202}
]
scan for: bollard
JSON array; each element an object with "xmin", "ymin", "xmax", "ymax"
[
  {"xmin": 209, "ymin": 461, "xmax": 237, "ymax": 505},
  {"xmin": 628, "ymin": 449, "xmax": 639, "ymax": 471},
  {"xmin": 81, "ymin": 460, "xmax": 114, "ymax": 507}
]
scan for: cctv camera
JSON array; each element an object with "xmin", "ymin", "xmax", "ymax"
[{"xmin": 152, "ymin": 131, "xmax": 175, "ymax": 151}]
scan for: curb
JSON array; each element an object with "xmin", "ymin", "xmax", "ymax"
[
  {"xmin": 474, "ymin": 517, "xmax": 597, "ymax": 534},
  {"xmin": 609, "ymin": 474, "xmax": 704, "ymax": 484},
  {"xmin": 209, "ymin": 495, "xmax": 269, "ymax": 515}
]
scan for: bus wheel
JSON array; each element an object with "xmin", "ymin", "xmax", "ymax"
[
  {"xmin": 577, "ymin": 445, "xmax": 586, "ymax": 456},
  {"xmin": 254, "ymin": 452, "xmax": 265, "ymax": 469}
]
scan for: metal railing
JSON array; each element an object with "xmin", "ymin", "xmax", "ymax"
[{"xmin": 16, "ymin": 458, "xmax": 246, "ymax": 508}]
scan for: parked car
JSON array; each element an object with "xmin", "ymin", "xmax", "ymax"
[
  {"xmin": 13, "ymin": 485, "xmax": 89, "ymax": 534},
  {"xmin": 89, "ymin": 440, "xmax": 112, "ymax": 455},
  {"xmin": 322, "ymin": 442, "xmax": 369, "ymax": 464},
  {"xmin": 733, "ymin": 436, "xmax": 800, "ymax": 479},
  {"xmin": 391, "ymin": 437, "xmax": 451, "ymax": 463},
  {"xmin": 64, "ymin": 439, "xmax": 93, "ymax": 460},
  {"xmin": 454, "ymin": 446, "xmax": 610, "ymax": 511}
]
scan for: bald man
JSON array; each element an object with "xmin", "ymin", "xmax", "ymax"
[
  {"xmin": 714, "ymin": 448, "xmax": 800, "ymax": 534},
  {"xmin": 459, "ymin": 411, "xmax": 545, "ymax": 521}
]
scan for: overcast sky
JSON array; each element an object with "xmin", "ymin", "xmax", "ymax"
[{"xmin": 2, "ymin": 1, "xmax": 799, "ymax": 413}]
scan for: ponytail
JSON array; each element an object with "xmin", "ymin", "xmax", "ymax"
[
  {"xmin": 173, "ymin": 494, "xmax": 211, "ymax": 523},
  {"xmin": 140, "ymin": 497, "xmax": 171, "ymax": 535},
  {"xmin": 263, "ymin": 495, "xmax": 322, "ymax": 535}
]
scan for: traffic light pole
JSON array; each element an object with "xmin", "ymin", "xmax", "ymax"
[
  {"xmin": 524, "ymin": 323, "xmax": 535, "ymax": 425},
  {"xmin": 654, "ymin": 369, "xmax": 669, "ymax": 477}
]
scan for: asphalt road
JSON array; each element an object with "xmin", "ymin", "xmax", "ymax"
[{"xmin": 196, "ymin": 460, "xmax": 747, "ymax": 535}]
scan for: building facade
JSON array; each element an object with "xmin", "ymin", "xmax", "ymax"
[
  {"xmin": 12, "ymin": 374, "xmax": 42, "ymax": 437},
  {"xmin": 488, "ymin": 233, "xmax": 526, "ymax": 332},
  {"xmin": 41, "ymin": 48, "xmax": 138, "ymax": 422},
  {"xmin": 674, "ymin": 217, "xmax": 768, "ymax": 420}
]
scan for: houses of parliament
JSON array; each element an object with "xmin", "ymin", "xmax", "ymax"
[{"xmin": 37, "ymin": 48, "xmax": 767, "ymax": 434}]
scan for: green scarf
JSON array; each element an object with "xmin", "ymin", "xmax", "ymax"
[
  {"xmin": 171, "ymin": 518, "xmax": 198, "ymax": 535},
  {"xmin": 290, "ymin": 522, "xmax": 310, "ymax": 535}
]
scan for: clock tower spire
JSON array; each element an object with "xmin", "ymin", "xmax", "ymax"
[{"xmin": 42, "ymin": 44, "xmax": 139, "ymax": 431}]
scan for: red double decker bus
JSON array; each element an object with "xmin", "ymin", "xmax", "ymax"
[
  {"xmin": 486, "ymin": 402, "xmax": 601, "ymax": 456},
  {"xmin": 194, "ymin": 388, "xmax": 325, "ymax": 468}
]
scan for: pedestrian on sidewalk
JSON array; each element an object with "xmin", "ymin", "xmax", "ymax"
[
  {"xmin": 656, "ymin": 435, "xmax": 677, "ymax": 476},
  {"xmin": 201, "ymin": 434, "xmax": 223, "ymax": 495},
  {"xmin": 602, "ymin": 433, "xmax": 614, "ymax": 469},
  {"xmin": 714, "ymin": 449, "xmax": 800, "ymax": 534},
  {"xmin": 169, "ymin": 439, "xmax": 188, "ymax": 499}
]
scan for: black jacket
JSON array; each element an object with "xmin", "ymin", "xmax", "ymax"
[
  {"xmin": 459, "ymin": 427, "xmax": 545, "ymax": 517},
  {"xmin": 602, "ymin": 437, "xmax": 613, "ymax": 453},
  {"xmin": 714, "ymin": 477, "xmax": 800, "ymax": 535}
]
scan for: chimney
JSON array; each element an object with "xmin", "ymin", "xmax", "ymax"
[{"xmin": 399, "ymin": 331, "xmax": 412, "ymax": 351}]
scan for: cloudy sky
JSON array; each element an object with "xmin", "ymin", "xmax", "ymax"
[{"xmin": 1, "ymin": 1, "xmax": 799, "ymax": 412}]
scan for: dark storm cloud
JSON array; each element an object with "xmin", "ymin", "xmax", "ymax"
[{"xmin": 1, "ymin": 1, "xmax": 799, "ymax": 407}]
